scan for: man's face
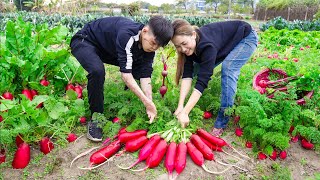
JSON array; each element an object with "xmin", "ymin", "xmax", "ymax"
[{"xmin": 141, "ymin": 27, "xmax": 160, "ymax": 52}]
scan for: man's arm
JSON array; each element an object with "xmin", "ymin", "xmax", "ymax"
[
  {"xmin": 140, "ymin": 77, "xmax": 152, "ymax": 100},
  {"xmin": 121, "ymin": 73, "xmax": 150, "ymax": 105}
]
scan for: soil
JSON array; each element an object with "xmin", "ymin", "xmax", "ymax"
[{"xmin": 1, "ymin": 130, "xmax": 319, "ymax": 180}]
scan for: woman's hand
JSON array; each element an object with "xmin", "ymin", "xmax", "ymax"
[
  {"xmin": 176, "ymin": 111, "xmax": 190, "ymax": 128},
  {"xmin": 145, "ymin": 100, "xmax": 157, "ymax": 123},
  {"xmin": 174, "ymin": 105, "xmax": 184, "ymax": 116}
]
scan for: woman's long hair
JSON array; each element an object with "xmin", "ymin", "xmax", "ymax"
[{"xmin": 172, "ymin": 19, "xmax": 199, "ymax": 85}]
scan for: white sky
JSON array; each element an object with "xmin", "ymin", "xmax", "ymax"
[{"xmin": 101, "ymin": 0, "xmax": 175, "ymax": 7}]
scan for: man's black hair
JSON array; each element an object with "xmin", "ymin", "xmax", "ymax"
[{"xmin": 148, "ymin": 16, "xmax": 173, "ymax": 47}]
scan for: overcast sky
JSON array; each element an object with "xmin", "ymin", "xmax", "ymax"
[{"xmin": 100, "ymin": 0, "xmax": 175, "ymax": 7}]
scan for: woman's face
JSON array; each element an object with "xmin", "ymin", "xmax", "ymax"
[{"xmin": 171, "ymin": 32, "xmax": 196, "ymax": 56}]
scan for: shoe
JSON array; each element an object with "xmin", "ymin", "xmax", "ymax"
[
  {"xmin": 211, "ymin": 128, "xmax": 224, "ymax": 137},
  {"xmin": 87, "ymin": 121, "xmax": 103, "ymax": 142}
]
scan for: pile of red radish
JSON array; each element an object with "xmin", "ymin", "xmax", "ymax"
[
  {"xmin": 65, "ymin": 83, "xmax": 83, "ymax": 99},
  {"xmin": 71, "ymin": 127, "xmax": 249, "ymax": 179}
]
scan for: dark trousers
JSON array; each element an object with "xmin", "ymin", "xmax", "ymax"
[{"xmin": 70, "ymin": 37, "xmax": 105, "ymax": 114}]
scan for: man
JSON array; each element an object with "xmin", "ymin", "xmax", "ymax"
[{"xmin": 70, "ymin": 16, "xmax": 173, "ymax": 142}]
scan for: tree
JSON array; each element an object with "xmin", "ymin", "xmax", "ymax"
[
  {"xmin": 160, "ymin": 3, "xmax": 173, "ymax": 14},
  {"xmin": 176, "ymin": 0, "xmax": 189, "ymax": 11},
  {"xmin": 205, "ymin": 0, "xmax": 220, "ymax": 13}
]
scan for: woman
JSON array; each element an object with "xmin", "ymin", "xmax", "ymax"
[{"xmin": 171, "ymin": 19, "xmax": 258, "ymax": 137}]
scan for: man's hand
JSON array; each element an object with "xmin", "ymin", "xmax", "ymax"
[
  {"xmin": 176, "ymin": 111, "xmax": 190, "ymax": 128},
  {"xmin": 145, "ymin": 100, "xmax": 157, "ymax": 123}
]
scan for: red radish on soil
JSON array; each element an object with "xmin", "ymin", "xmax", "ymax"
[
  {"xmin": 235, "ymin": 128, "xmax": 243, "ymax": 137},
  {"xmin": 40, "ymin": 137, "xmax": 54, "ymax": 155},
  {"xmin": 22, "ymin": 89, "xmax": 33, "ymax": 101},
  {"xmin": 118, "ymin": 129, "xmax": 147, "ymax": 143},
  {"xmin": 245, "ymin": 141, "xmax": 253, "ymax": 148},
  {"xmin": 2, "ymin": 92, "xmax": 13, "ymax": 100},
  {"xmin": 16, "ymin": 135, "xmax": 24, "ymax": 147},
  {"xmin": 190, "ymin": 134, "xmax": 214, "ymax": 160},
  {"xmin": 199, "ymin": 136, "xmax": 222, "ymax": 152},
  {"xmin": 81, "ymin": 139, "xmax": 121, "ymax": 169},
  {"xmin": 124, "ymin": 136, "xmax": 148, "ymax": 153},
  {"xmin": 301, "ymin": 139, "xmax": 314, "ymax": 150},
  {"xmin": 67, "ymin": 133, "xmax": 77, "ymax": 142},
  {"xmin": 79, "ymin": 116, "xmax": 86, "ymax": 124},
  {"xmin": 279, "ymin": 151, "xmax": 287, "ymax": 159},
  {"xmin": 131, "ymin": 139, "xmax": 168, "ymax": 171},
  {"xmin": 258, "ymin": 152, "xmax": 267, "ymax": 160},
  {"xmin": 164, "ymin": 142, "xmax": 177, "ymax": 179},
  {"xmin": 174, "ymin": 142, "xmax": 187, "ymax": 179},
  {"xmin": 159, "ymin": 85, "xmax": 167, "ymax": 98},
  {"xmin": 0, "ymin": 149, "xmax": 5, "ymax": 164},
  {"xmin": 186, "ymin": 142, "xmax": 231, "ymax": 174},
  {"xmin": 203, "ymin": 111, "xmax": 212, "ymax": 119},
  {"xmin": 291, "ymin": 135, "xmax": 299, "ymax": 143},
  {"xmin": 12, "ymin": 142, "xmax": 30, "ymax": 169},
  {"xmin": 65, "ymin": 84, "xmax": 75, "ymax": 91},
  {"xmin": 117, "ymin": 135, "xmax": 161, "ymax": 170},
  {"xmin": 40, "ymin": 79, "xmax": 49, "ymax": 86},
  {"xmin": 269, "ymin": 150, "xmax": 277, "ymax": 160},
  {"xmin": 112, "ymin": 117, "xmax": 120, "ymax": 123}
]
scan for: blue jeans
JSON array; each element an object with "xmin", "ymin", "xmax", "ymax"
[{"xmin": 213, "ymin": 30, "xmax": 258, "ymax": 128}]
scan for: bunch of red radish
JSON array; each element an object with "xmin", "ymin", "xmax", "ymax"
[
  {"xmin": 159, "ymin": 55, "xmax": 168, "ymax": 98},
  {"xmin": 73, "ymin": 127, "xmax": 249, "ymax": 180},
  {"xmin": 65, "ymin": 83, "xmax": 83, "ymax": 99}
]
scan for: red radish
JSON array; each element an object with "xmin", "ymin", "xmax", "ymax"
[
  {"xmin": 293, "ymin": 58, "xmax": 299, "ymax": 62},
  {"xmin": 301, "ymin": 139, "xmax": 314, "ymax": 150},
  {"xmin": 12, "ymin": 142, "xmax": 30, "ymax": 169},
  {"xmin": 174, "ymin": 142, "xmax": 187, "ymax": 178},
  {"xmin": 279, "ymin": 150, "xmax": 287, "ymax": 159},
  {"xmin": 79, "ymin": 116, "xmax": 86, "ymax": 124},
  {"xmin": 118, "ymin": 135, "xmax": 161, "ymax": 170},
  {"xmin": 0, "ymin": 115, "xmax": 3, "ymax": 122},
  {"xmin": 112, "ymin": 117, "xmax": 120, "ymax": 123},
  {"xmin": 164, "ymin": 63, "xmax": 168, "ymax": 70},
  {"xmin": 190, "ymin": 134, "xmax": 214, "ymax": 160},
  {"xmin": 162, "ymin": 70, "xmax": 168, "ymax": 77},
  {"xmin": 258, "ymin": 152, "xmax": 267, "ymax": 160},
  {"xmin": 245, "ymin": 141, "xmax": 253, "ymax": 148},
  {"xmin": 186, "ymin": 142, "xmax": 231, "ymax": 174},
  {"xmin": 164, "ymin": 142, "xmax": 177, "ymax": 179},
  {"xmin": 197, "ymin": 129, "xmax": 227, "ymax": 147},
  {"xmin": 291, "ymin": 135, "xmax": 299, "ymax": 143},
  {"xmin": 159, "ymin": 85, "xmax": 167, "ymax": 98},
  {"xmin": 2, "ymin": 92, "xmax": 13, "ymax": 100},
  {"xmin": 289, "ymin": 126, "xmax": 294, "ymax": 133},
  {"xmin": 30, "ymin": 89, "xmax": 38, "ymax": 98},
  {"xmin": 132, "ymin": 139, "xmax": 168, "ymax": 171},
  {"xmin": 300, "ymin": 47, "xmax": 304, "ymax": 50},
  {"xmin": 203, "ymin": 111, "xmax": 212, "ymax": 119},
  {"xmin": 40, "ymin": 79, "xmax": 49, "ymax": 86},
  {"xmin": 16, "ymin": 135, "xmax": 24, "ymax": 147},
  {"xmin": 39, "ymin": 137, "xmax": 54, "ymax": 155},
  {"xmin": 22, "ymin": 89, "xmax": 33, "ymax": 101},
  {"xmin": 67, "ymin": 133, "xmax": 77, "ymax": 142},
  {"xmin": 0, "ymin": 149, "xmax": 5, "ymax": 164},
  {"xmin": 75, "ymin": 85, "xmax": 83, "ymax": 91},
  {"xmin": 235, "ymin": 128, "xmax": 243, "ymax": 137},
  {"xmin": 118, "ymin": 129, "xmax": 147, "ymax": 143},
  {"xmin": 199, "ymin": 136, "xmax": 223, "ymax": 152},
  {"xmin": 88, "ymin": 139, "xmax": 121, "ymax": 166},
  {"xmin": 259, "ymin": 80, "xmax": 268, "ymax": 88},
  {"xmin": 234, "ymin": 116, "xmax": 240, "ymax": 123},
  {"xmin": 65, "ymin": 84, "xmax": 75, "ymax": 91},
  {"xmin": 74, "ymin": 86, "xmax": 83, "ymax": 98},
  {"xmin": 124, "ymin": 136, "xmax": 148, "ymax": 152},
  {"xmin": 269, "ymin": 150, "xmax": 277, "ymax": 160}
]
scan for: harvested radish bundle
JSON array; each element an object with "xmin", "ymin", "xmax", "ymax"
[
  {"xmin": 164, "ymin": 142, "xmax": 177, "ymax": 180},
  {"xmin": 12, "ymin": 142, "xmax": 30, "ymax": 169},
  {"xmin": 173, "ymin": 142, "xmax": 187, "ymax": 180},
  {"xmin": 131, "ymin": 139, "xmax": 168, "ymax": 171},
  {"xmin": 117, "ymin": 134, "xmax": 161, "ymax": 170},
  {"xmin": 118, "ymin": 129, "xmax": 147, "ymax": 143},
  {"xmin": 197, "ymin": 129, "xmax": 250, "ymax": 159},
  {"xmin": 78, "ymin": 139, "xmax": 121, "ymax": 170},
  {"xmin": 186, "ymin": 142, "xmax": 232, "ymax": 174}
]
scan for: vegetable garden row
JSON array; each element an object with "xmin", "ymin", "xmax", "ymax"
[{"xmin": 0, "ymin": 13, "xmax": 319, "ymax": 179}]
